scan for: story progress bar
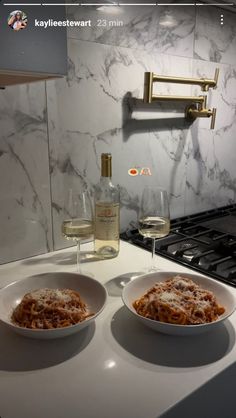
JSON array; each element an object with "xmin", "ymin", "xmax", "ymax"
[{"xmin": 3, "ymin": 2, "xmax": 236, "ymax": 6}]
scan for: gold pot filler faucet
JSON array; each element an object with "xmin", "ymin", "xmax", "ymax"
[{"xmin": 143, "ymin": 68, "xmax": 219, "ymax": 129}]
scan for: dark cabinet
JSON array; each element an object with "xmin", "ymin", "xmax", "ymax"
[{"xmin": 0, "ymin": 2, "xmax": 67, "ymax": 86}]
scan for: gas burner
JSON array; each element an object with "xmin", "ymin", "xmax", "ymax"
[{"xmin": 121, "ymin": 204, "xmax": 236, "ymax": 287}]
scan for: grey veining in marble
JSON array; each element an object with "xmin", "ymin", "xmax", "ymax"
[
  {"xmin": 194, "ymin": 7, "xmax": 236, "ymax": 66},
  {"xmin": 185, "ymin": 59, "xmax": 236, "ymax": 215},
  {"xmin": 67, "ymin": 5, "xmax": 195, "ymax": 58},
  {"xmin": 0, "ymin": 83, "xmax": 53, "ymax": 263},
  {"xmin": 47, "ymin": 38, "xmax": 195, "ymax": 249},
  {"xmin": 1, "ymin": 4, "xmax": 236, "ymax": 262}
]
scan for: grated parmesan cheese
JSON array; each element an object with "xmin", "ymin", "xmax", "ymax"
[
  {"xmin": 29, "ymin": 288, "xmax": 72, "ymax": 303},
  {"xmin": 133, "ymin": 275, "xmax": 225, "ymax": 325}
]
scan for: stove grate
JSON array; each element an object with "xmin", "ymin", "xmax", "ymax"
[{"xmin": 121, "ymin": 204, "xmax": 236, "ymax": 287}]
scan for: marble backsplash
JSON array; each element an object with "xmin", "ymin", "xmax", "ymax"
[
  {"xmin": 0, "ymin": 5, "xmax": 235, "ymax": 262},
  {"xmin": 0, "ymin": 84, "xmax": 53, "ymax": 263}
]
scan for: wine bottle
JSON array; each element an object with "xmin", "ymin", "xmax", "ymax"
[{"xmin": 94, "ymin": 153, "xmax": 120, "ymax": 258}]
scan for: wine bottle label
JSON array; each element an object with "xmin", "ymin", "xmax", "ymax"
[{"xmin": 95, "ymin": 202, "xmax": 120, "ymax": 240}]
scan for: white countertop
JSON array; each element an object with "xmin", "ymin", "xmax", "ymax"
[{"xmin": 1, "ymin": 241, "xmax": 236, "ymax": 418}]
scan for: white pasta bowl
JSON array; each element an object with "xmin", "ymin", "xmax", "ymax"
[
  {"xmin": 122, "ymin": 271, "xmax": 236, "ymax": 336},
  {"xmin": 0, "ymin": 272, "xmax": 107, "ymax": 339}
]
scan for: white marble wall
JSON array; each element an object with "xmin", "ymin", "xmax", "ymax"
[
  {"xmin": 67, "ymin": 5, "xmax": 195, "ymax": 58},
  {"xmin": 47, "ymin": 39, "xmax": 193, "ymax": 249},
  {"xmin": 195, "ymin": 7, "xmax": 236, "ymax": 66},
  {"xmin": 0, "ymin": 83, "xmax": 53, "ymax": 263},
  {"xmin": 0, "ymin": 5, "xmax": 236, "ymax": 261},
  {"xmin": 186, "ymin": 60, "xmax": 236, "ymax": 214}
]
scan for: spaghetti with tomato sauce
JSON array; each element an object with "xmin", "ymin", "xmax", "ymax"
[
  {"xmin": 11, "ymin": 288, "xmax": 93, "ymax": 329},
  {"xmin": 133, "ymin": 275, "xmax": 225, "ymax": 325}
]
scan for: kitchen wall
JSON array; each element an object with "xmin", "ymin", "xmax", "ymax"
[{"xmin": 0, "ymin": 5, "xmax": 236, "ymax": 263}]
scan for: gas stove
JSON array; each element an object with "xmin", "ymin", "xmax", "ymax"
[{"xmin": 121, "ymin": 204, "xmax": 236, "ymax": 287}]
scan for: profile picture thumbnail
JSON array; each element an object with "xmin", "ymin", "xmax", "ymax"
[{"xmin": 8, "ymin": 10, "xmax": 27, "ymax": 31}]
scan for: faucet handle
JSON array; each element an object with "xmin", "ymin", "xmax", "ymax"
[
  {"xmin": 210, "ymin": 108, "xmax": 217, "ymax": 129},
  {"xmin": 213, "ymin": 68, "xmax": 220, "ymax": 89}
]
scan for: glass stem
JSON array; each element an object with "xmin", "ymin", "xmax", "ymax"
[
  {"xmin": 151, "ymin": 238, "xmax": 156, "ymax": 268},
  {"xmin": 76, "ymin": 240, "xmax": 81, "ymax": 273}
]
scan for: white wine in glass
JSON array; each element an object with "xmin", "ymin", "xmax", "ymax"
[
  {"xmin": 138, "ymin": 216, "xmax": 170, "ymax": 239},
  {"xmin": 138, "ymin": 187, "xmax": 170, "ymax": 271},
  {"xmin": 62, "ymin": 219, "xmax": 94, "ymax": 241},
  {"xmin": 61, "ymin": 189, "xmax": 94, "ymax": 271}
]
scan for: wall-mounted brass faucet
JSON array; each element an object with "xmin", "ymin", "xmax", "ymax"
[
  {"xmin": 145, "ymin": 94, "xmax": 206, "ymax": 105},
  {"xmin": 143, "ymin": 69, "xmax": 219, "ymax": 129},
  {"xmin": 145, "ymin": 69, "xmax": 219, "ymax": 93},
  {"xmin": 185, "ymin": 96, "xmax": 217, "ymax": 130}
]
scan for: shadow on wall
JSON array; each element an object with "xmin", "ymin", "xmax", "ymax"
[
  {"xmin": 188, "ymin": 119, "xmax": 207, "ymax": 198},
  {"xmin": 121, "ymin": 92, "xmax": 191, "ymax": 203},
  {"xmin": 121, "ymin": 92, "xmax": 192, "ymax": 142}
]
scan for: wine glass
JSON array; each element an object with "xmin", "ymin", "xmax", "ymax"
[
  {"xmin": 138, "ymin": 186, "xmax": 170, "ymax": 272},
  {"xmin": 61, "ymin": 189, "xmax": 94, "ymax": 272}
]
